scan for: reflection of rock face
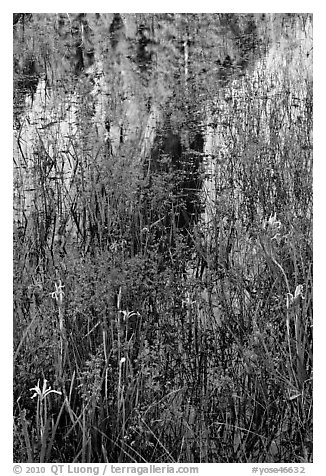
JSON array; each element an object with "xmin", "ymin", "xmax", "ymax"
[
  {"xmin": 139, "ymin": 105, "xmax": 161, "ymax": 161},
  {"xmin": 13, "ymin": 76, "xmax": 80, "ymax": 246},
  {"xmin": 14, "ymin": 56, "xmax": 39, "ymax": 125}
]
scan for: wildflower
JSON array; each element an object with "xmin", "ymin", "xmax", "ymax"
[
  {"xmin": 263, "ymin": 212, "xmax": 282, "ymax": 231},
  {"xmin": 181, "ymin": 292, "xmax": 196, "ymax": 308},
  {"xmin": 30, "ymin": 378, "xmax": 62, "ymax": 401},
  {"xmin": 120, "ymin": 310, "xmax": 140, "ymax": 322},
  {"xmin": 30, "ymin": 379, "xmax": 61, "ymax": 439},
  {"xmin": 110, "ymin": 241, "xmax": 119, "ymax": 252},
  {"xmin": 50, "ymin": 280, "xmax": 65, "ymax": 304},
  {"xmin": 286, "ymin": 284, "xmax": 305, "ymax": 308},
  {"xmin": 110, "ymin": 240, "xmax": 127, "ymax": 252}
]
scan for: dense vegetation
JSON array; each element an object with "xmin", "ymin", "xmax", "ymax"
[{"xmin": 13, "ymin": 13, "xmax": 313, "ymax": 463}]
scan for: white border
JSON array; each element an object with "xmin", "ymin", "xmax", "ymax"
[{"xmin": 3, "ymin": 5, "xmax": 323, "ymax": 474}]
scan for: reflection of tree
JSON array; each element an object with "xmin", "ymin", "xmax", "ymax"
[
  {"xmin": 109, "ymin": 13, "xmax": 124, "ymax": 50},
  {"xmin": 13, "ymin": 13, "xmax": 32, "ymax": 25}
]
